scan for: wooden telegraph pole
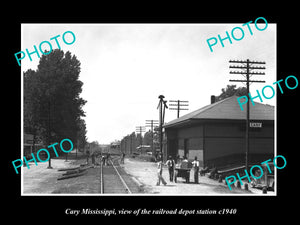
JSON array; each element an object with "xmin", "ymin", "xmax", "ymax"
[
  {"xmin": 229, "ymin": 59, "xmax": 265, "ymax": 172},
  {"xmin": 169, "ymin": 100, "xmax": 189, "ymax": 118}
]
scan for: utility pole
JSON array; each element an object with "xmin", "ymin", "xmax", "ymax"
[
  {"xmin": 145, "ymin": 120, "xmax": 159, "ymax": 155},
  {"xmin": 229, "ymin": 59, "xmax": 266, "ymax": 172},
  {"xmin": 169, "ymin": 100, "xmax": 189, "ymax": 118},
  {"xmin": 157, "ymin": 95, "xmax": 168, "ymax": 161},
  {"xmin": 136, "ymin": 126, "xmax": 146, "ymax": 153}
]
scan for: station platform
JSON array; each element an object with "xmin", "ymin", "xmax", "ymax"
[{"xmin": 121, "ymin": 157, "xmax": 274, "ymax": 195}]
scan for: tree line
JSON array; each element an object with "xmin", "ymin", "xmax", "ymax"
[{"xmin": 120, "ymin": 130, "xmax": 159, "ymax": 155}]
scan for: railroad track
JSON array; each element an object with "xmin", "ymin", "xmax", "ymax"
[{"xmin": 100, "ymin": 156, "xmax": 133, "ymax": 194}]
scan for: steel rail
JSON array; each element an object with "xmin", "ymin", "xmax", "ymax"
[
  {"xmin": 100, "ymin": 160, "xmax": 104, "ymax": 194},
  {"xmin": 109, "ymin": 158, "xmax": 132, "ymax": 194}
]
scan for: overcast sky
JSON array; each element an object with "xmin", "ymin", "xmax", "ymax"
[{"xmin": 21, "ymin": 23, "xmax": 276, "ymax": 144}]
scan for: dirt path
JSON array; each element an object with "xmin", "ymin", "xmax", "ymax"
[{"xmin": 22, "ymin": 158, "xmax": 100, "ymax": 194}]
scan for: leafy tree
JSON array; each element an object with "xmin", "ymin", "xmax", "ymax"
[
  {"xmin": 77, "ymin": 118, "xmax": 87, "ymax": 151},
  {"xmin": 215, "ymin": 85, "xmax": 247, "ymax": 102},
  {"xmin": 23, "ymin": 49, "xmax": 87, "ymax": 152},
  {"xmin": 88, "ymin": 141, "xmax": 101, "ymax": 154},
  {"xmin": 143, "ymin": 130, "xmax": 153, "ymax": 146}
]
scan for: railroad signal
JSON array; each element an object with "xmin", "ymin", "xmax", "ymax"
[
  {"xmin": 157, "ymin": 95, "xmax": 168, "ymax": 160},
  {"xmin": 169, "ymin": 100, "xmax": 189, "ymax": 118},
  {"xmin": 229, "ymin": 59, "xmax": 266, "ymax": 172}
]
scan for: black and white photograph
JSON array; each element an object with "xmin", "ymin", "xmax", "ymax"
[{"xmin": 20, "ymin": 22, "xmax": 277, "ymax": 196}]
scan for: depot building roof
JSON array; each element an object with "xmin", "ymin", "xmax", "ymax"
[{"xmin": 164, "ymin": 96, "xmax": 274, "ymax": 128}]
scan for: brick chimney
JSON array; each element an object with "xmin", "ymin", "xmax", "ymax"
[{"xmin": 211, "ymin": 95, "xmax": 216, "ymax": 104}]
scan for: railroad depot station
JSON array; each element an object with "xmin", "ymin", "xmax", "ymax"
[{"xmin": 163, "ymin": 95, "xmax": 274, "ymax": 170}]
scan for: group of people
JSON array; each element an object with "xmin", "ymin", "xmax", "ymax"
[
  {"xmin": 86, "ymin": 151, "xmax": 127, "ymax": 166},
  {"xmin": 156, "ymin": 155, "xmax": 200, "ymax": 186},
  {"xmin": 86, "ymin": 151, "xmax": 116, "ymax": 166}
]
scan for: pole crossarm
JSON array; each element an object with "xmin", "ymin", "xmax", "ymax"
[
  {"xmin": 169, "ymin": 104, "xmax": 189, "ymax": 107},
  {"xmin": 169, "ymin": 100, "xmax": 189, "ymax": 103},
  {"xmin": 229, "ymin": 79, "xmax": 265, "ymax": 83},
  {"xmin": 248, "ymin": 72, "xmax": 265, "ymax": 75},
  {"xmin": 230, "ymin": 71, "xmax": 265, "ymax": 75},
  {"xmin": 229, "ymin": 66, "xmax": 266, "ymax": 70},
  {"xmin": 229, "ymin": 60, "xmax": 266, "ymax": 64},
  {"xmin": 136, "ymin": 126, "xmax": 146, "ymax": 132},
  {"xmin": 169, "ymin": 108, "xmax": 189, "ymax": 110},
  {"xmin": 168, "ymin": 99, "xmax": 189, "ymax": 118}
]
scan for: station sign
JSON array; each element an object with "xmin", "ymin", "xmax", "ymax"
[{"xmin": 250, "ymin": 122, "xmax": 262, "ymax": 128}]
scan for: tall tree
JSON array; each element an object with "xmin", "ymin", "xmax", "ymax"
[
  {"xmin": 215, "ymin": 85, "xmax": 247, "ymax": 102},
  {"xmin": 23, "ymin": 49, "xmax": 87, "ymax": 152}
]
